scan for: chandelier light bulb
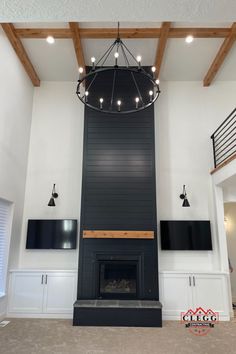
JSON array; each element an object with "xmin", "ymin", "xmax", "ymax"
[
  {"xmin": 151, "ymin": 66, "xmax": 156, "ymax": 72},
  {"xmin": 99, "ymin": 98, "xmax": 103, "ymax": 109},
  {"xmin": 46, "ymin": 35, "xmax": 55, "ymax": 44},
  {"xmin": 149, "ymin": 90, "xmax": 153, "ymax": 102},
  {"xmin": 137, "ymin": 55, "xmax": 142, "ymax": 69},
  {"xmin": 78, "ymin": 67, "xmax": 84, "ymax": 74},
  {"xmin": 135, "ymin": 97, "xmax": 140, "ymax": 109},
  {"xmin": 136, "ymin": 55, "xmax": 142, "ymax": 62},
  {"xmin": 91, "ymin": 56, "xmax": 96, "ymax": 70},
  {"xmin": 114, "ymin": 51, "xmax": 119, "ymax": 66},
  {"xmin": 117, "ymin": 100, "xmax": 121, "ymax": 112},
  {"xmin": 185, "ymin": 35, "xmax": 194, "ymax": 44},
  {"xmin": 155, "ymin": 78, "xmax": 160, "ymax": 85},
  {"xmin": 85, "ymin": 91, "xmax": 89, "ymax": 96}
]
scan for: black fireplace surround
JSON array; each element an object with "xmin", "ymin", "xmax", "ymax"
[
  {"xmin": 73, "ymin": 69, "xmax": 161, "ymax": 327},
  {"xmin": 77, "ymin": 241, "xmax": 158, "ymax": 300}
]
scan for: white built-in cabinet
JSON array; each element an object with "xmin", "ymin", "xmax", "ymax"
[
  {"xmin": 7, "ymin": 269, "xmax": 230, "ymax": 320},
  {"xmin": 159, "ymin": 271, "xmax": 230, "ymax": 320},
  {"xmin": 7, "ymin": 270, "xmax": 77, "ymax": 318}
]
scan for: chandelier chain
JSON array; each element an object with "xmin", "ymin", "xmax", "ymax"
[{"xmin": 110, "ymin": 70, "xmax": 117, "ymax": 110}]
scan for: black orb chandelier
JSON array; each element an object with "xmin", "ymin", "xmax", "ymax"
[{"xmin": 76, "ymin": 24, "xmax": 160, "ymax": 114}]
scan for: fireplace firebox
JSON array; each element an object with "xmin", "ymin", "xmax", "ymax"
[{"xmin": 98, "ymin": 260, "xmax": 138, "ymax": 299}]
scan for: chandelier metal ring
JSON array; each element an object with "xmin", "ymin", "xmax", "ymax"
[{"xmin": 76, "ymin": 67, "xmax": 160, "ymax": 114}]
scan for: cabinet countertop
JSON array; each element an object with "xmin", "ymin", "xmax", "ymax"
[
  {"xmin": 9, "ymin": 269, "xmax": 78, "ymax": 273},
  {"xmin": 159, "ymin": 270, "xmax": 228, "ymax": 275}
]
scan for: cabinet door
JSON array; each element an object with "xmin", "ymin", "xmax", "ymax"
[
  {"xmin": 192, "ymin": 274, "xmax": 228, "ymax": 316},
  {"xmin": 43, "ymin": 273, "xmax": 77, "ymax": 314},
  {"xmin": 159, "ymin": 273, "xmax": 193, "ymax": 319},
  {"xmin": 8, "ymin": 272, "xmax": 44, "ymax": 313}
]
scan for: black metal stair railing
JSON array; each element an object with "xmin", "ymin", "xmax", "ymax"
[{"xmin": 211, "ymin": 108, "xmax": 236, "ymax": 168}]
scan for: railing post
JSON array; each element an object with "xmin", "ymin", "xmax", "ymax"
[{"xmin": 211, "ymin": 134, "xmax": 217, "ymax": 168}]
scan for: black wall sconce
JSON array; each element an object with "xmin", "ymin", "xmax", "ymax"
[
  {"xmin": 179, "ymin": 185, "xmax": 190, "ymax": 207},
  {"xmin": 48, "ymin": 183, "xmax": 59, "ymax": 207}
]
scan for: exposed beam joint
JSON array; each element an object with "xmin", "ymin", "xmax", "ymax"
[
  {"xmin": 69, "ymin": 22, "xmax": 85, "ymax": 71},
  {"xmin": 154, "ymin": 22, "xmax": 171, "ymax": 79},
  {"xmin": 1, "ymin": 23, "xmax": 40, "ymax": 87},
  {"xmin": 203, "ymin": 23, "xmax": 236, "ymax": 87}
]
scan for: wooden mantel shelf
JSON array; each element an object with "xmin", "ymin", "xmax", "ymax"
[{"xmin": 83, "ymin": 230, "xmax": 154, "ymax": 239}]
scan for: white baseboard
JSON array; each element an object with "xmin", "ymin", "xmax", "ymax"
[{"xmin": 6, "ymin": 313, "xmax": 73, "ymax": 319}]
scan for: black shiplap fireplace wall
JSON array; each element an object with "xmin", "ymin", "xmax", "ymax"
[
  {"xmin": 81, "ymin": 107, "xmax": 157, "ymax": 231},
  {"xmin": 77, "ymin": 70, "xmax": 159, "ymax": 301}
]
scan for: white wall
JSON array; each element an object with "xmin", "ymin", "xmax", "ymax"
[
  {"xmin": 156, "ymin": 81, "xmax": 236, "ymax": 271},
  {"xmin": 222, "ymin": 175, "xmax": 236, "ymax": 203},
  {"xmin": 0, "ymin": 28, "xmax": 34, "ymax": 317},
  {"xmin": 19, "ymin": 82, "xmax": 84, "ymax": 269},
  {"xmin": 224, "ymin": 202, "xmax": 236, "ymax": 302},
  {"xmin": 17, "ymin": 80, "xmax": 236, "ymax": 274}
]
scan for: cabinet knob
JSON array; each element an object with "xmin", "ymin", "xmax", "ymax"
[
  {"xmin": 189, "ymin": 276, "xmax": 191, "ymax": 286},
  {"xmin": 193, "ymin": 276, "xmax": 195, "ymax": 287},
  {"xmin": 41, "ymin": 275, "xmax": 44, "ymax": 284}
]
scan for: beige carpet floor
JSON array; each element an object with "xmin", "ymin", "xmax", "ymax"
[{"xmin": 0, "ymin": 318, "xmax": 236, "ymax": 354}]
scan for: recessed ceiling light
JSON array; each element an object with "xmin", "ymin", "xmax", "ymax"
[
  {"xmin": 46, "ymin": 36, "xmax": 55, "ymax": 44},
  {"xmin": 185, "ymin": 35, "xmax": 194, "ymax": 44}
]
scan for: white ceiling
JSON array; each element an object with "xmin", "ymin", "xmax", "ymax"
[
  {"xmin": 1, "ymin": 1, "xmax": 236, "ymax": 22},
  {"xmin": 10, "ymin": 21, "xmax": 236, "ymax": 82}
]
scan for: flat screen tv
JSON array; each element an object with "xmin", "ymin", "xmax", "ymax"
[
  {"xmin": 160, "ymin": 220, "xmax": 212, "ymax": 251},
  {"xmin": 26, "ymin": 219, "xmax": 77, "ymax": 249}
]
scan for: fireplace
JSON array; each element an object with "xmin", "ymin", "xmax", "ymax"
[
  {"xmin": 98, "ymin": 260, "xmax": 138, "ymax": 299},
  {"xmin": 74, "ymin": 245, "xmax": 162, "ymax": 326},
  {"xmin": 73, "ymin": 79, "xmax": 162, "ymax": 327}
]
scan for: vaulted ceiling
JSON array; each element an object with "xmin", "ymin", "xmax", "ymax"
[{"xmin": 2, "ymin": 21, "xmax": 236, "ymax": 86}]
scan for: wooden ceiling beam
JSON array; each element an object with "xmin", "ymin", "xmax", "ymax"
[
  {"xmin": 14, "ymin": 28, "xmax": 72, "ymax": 39},
  {"xmin": 1, "ymin": 23, "xmax": 40, "ymax": 86},
  {"xmin": 69, "ymin": 22, "xmax": 86, "ymax": 71},
  {"xmin": 14, "ymin": 27, "xmax": 230, "ymax": 39},
  {"xmin": 154, "ymin": 22, "xmax": 171, "ymax": 79},
  {"xmin": 168, "ymin": 27, "xmax": 230, "ymax": 38},
  {"xmin": 203, "ymin": 23, "xmax": 236, "ymax": 87},
  {"xmin": 79, "ymin": 28, "xmax": 162, "ymax": 39}
]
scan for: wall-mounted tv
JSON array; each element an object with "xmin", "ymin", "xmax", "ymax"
[
  {"xmin": 26, "ymin": 219, "xmax": 77, "ymax": 249},
  {"xmin": 160, "ymin": 220, "xmax": 212, "ymax": 251}
]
